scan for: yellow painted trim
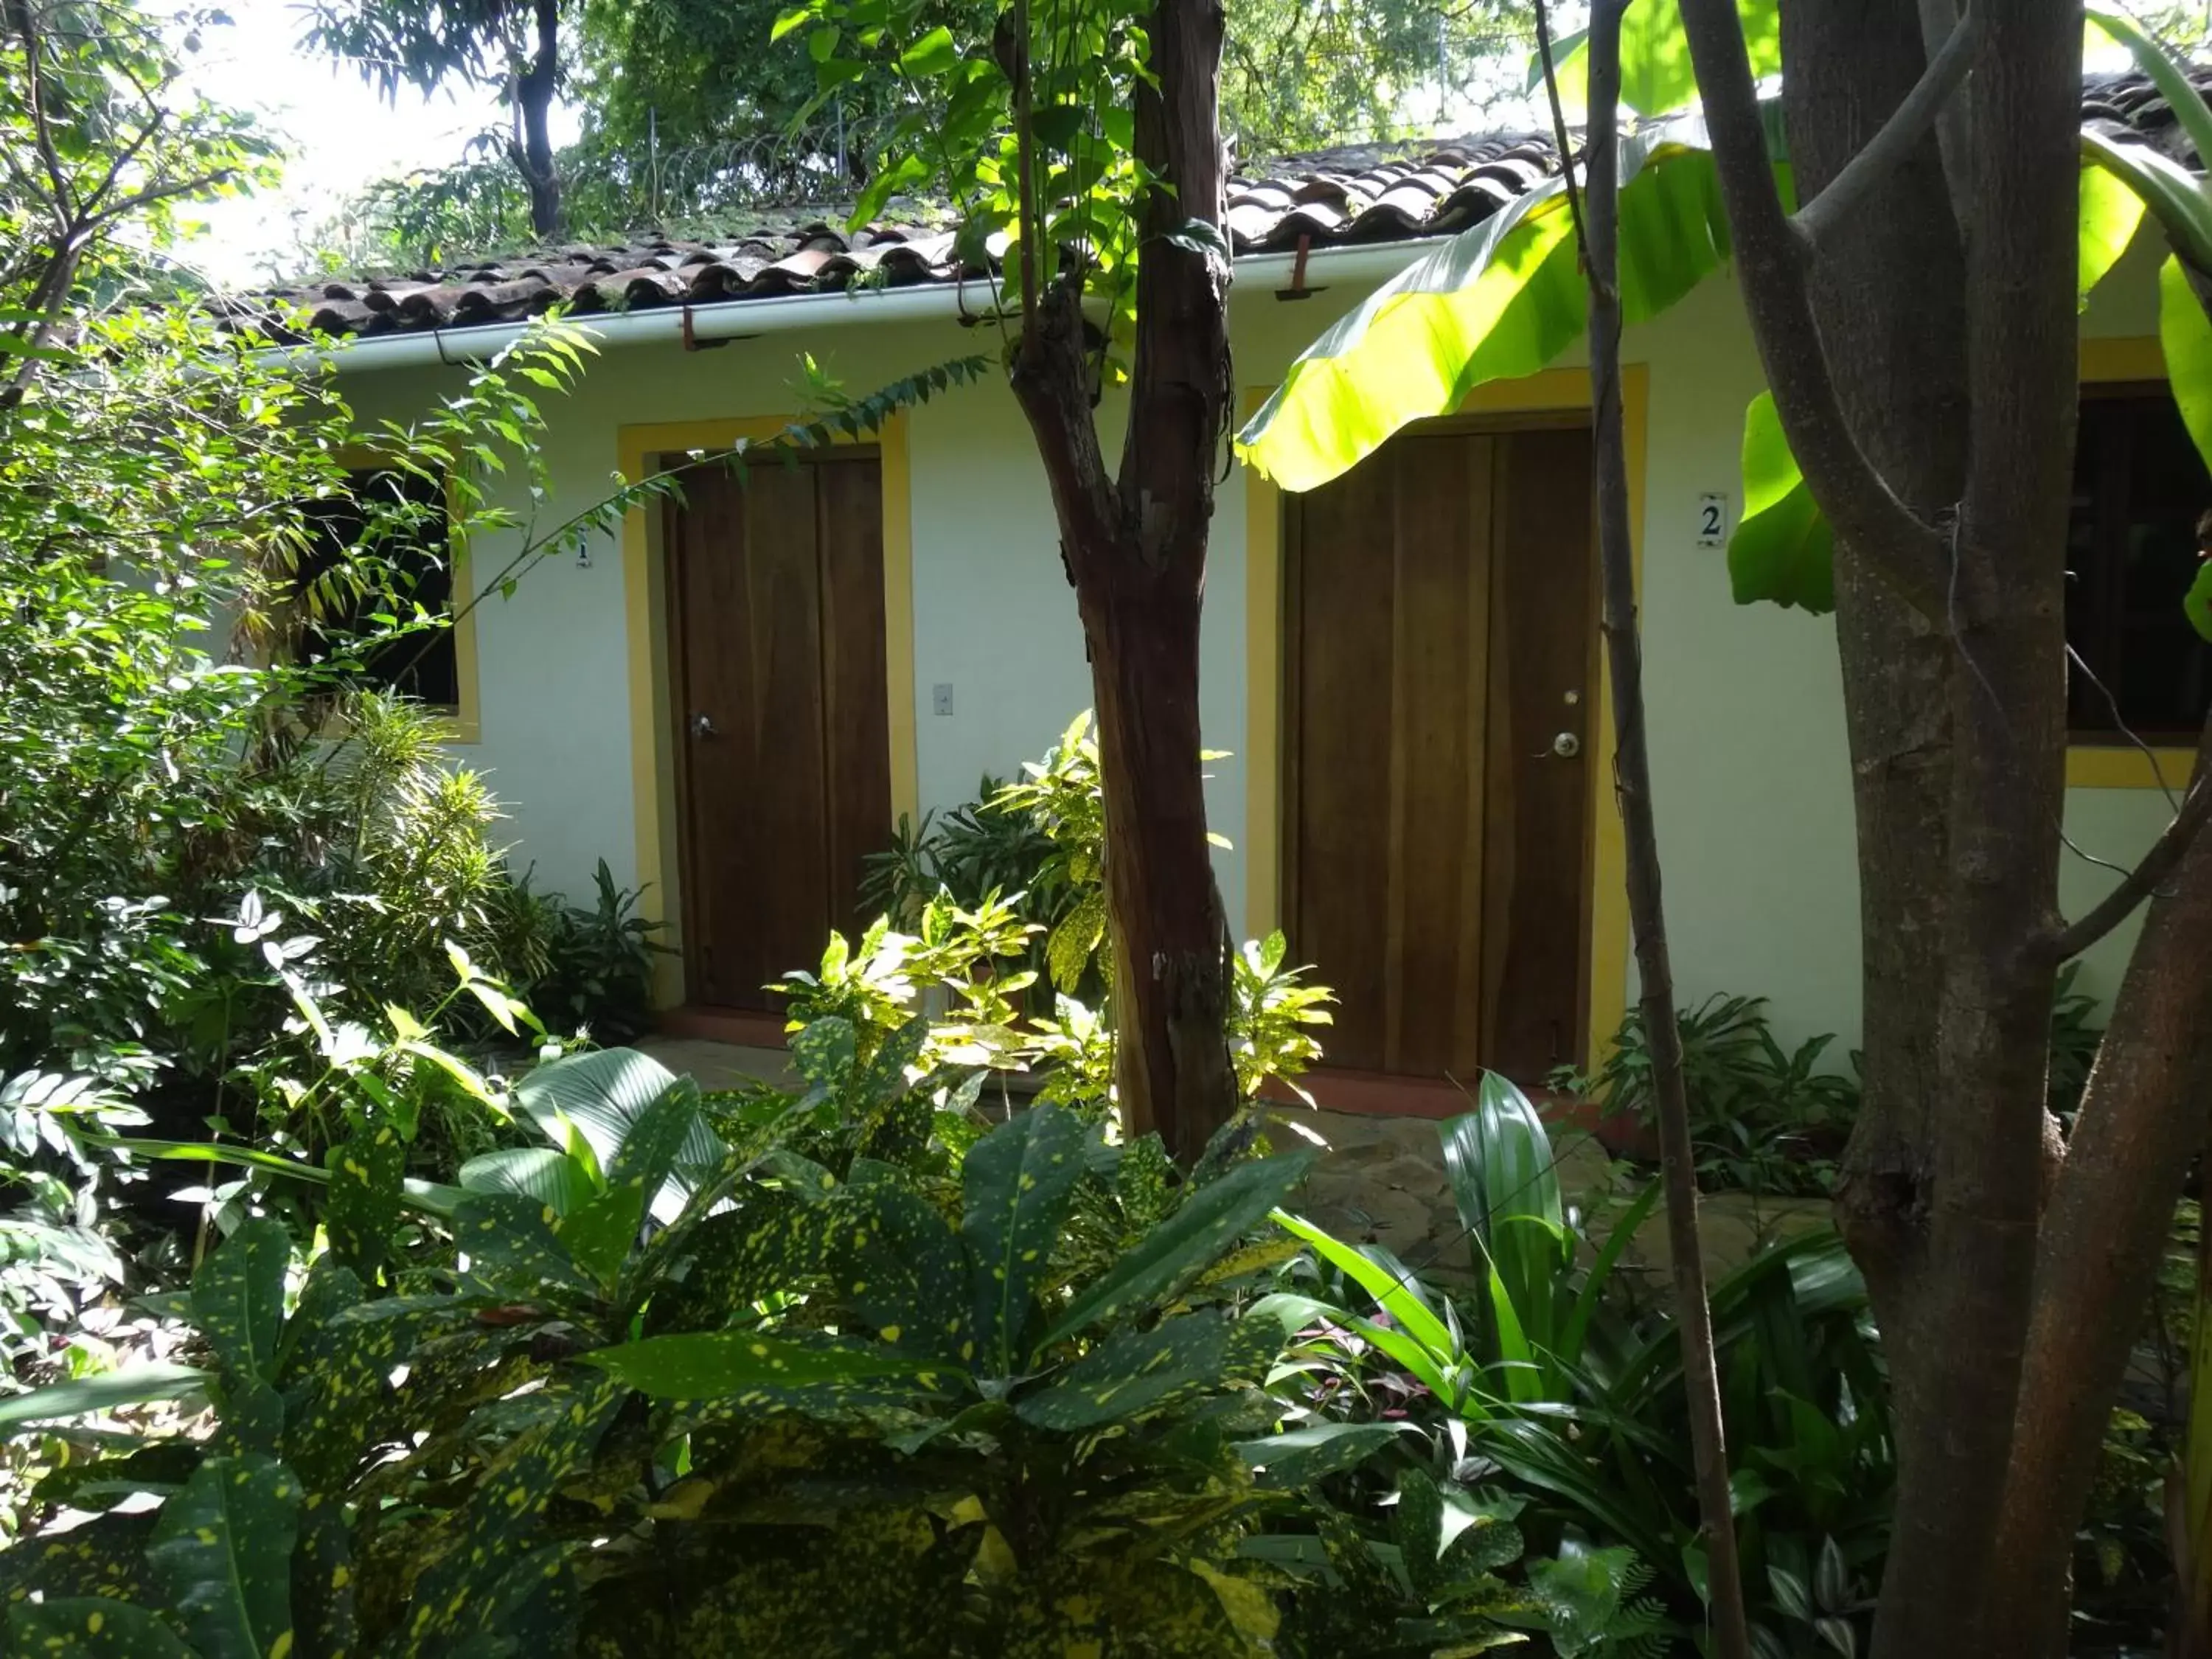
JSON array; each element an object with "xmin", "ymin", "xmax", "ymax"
[
  {"xmin": 333, "ymin": 445, "xmax": 480, "ymax": 744},
  {"xmin": 879, "ymin": 415, "xmax": 922, "ymax": 827},
  {"xmin": 2080, "ymin": 334, "xmax": 2166, "ymax": 383},
  {"xmin": 617, "ymin": 412, "xmax": 918, "ymax": 1009},
  {"xmin": 2067, "ymin": 745, "xmax": 2199, "ymax": 789},
  {"xmin": 1587, "ymin": 366, "xmax": 1647, "ymax": 1078},
  {"xmin": 1240, "ymin": 366, "xmax": 1647, "ymax": 1072},
  {"xmin": 1242, "ymin": 389, "xmax": 1282, "ymax": 945}
]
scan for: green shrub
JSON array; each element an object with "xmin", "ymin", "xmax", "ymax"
[
  {"xmin": 852, "ymin": 715, "xmax": 1333, "ymax": 1115},
  {"xmin": 1556, "ymin": 995, "xmax": 1859, "ymax": 1197},
  {"xmin": 1267, "ymin": 1074, "xmax": 1893, "ymax": 1657},
  {"xmin": 0, "ymin": 1026, "xmax": 1337, "ymax": 1653}
]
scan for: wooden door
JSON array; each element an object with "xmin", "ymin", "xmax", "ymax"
[
  {"xmin": 1283, "ymin": 423, "xmax": 1594, "ymax": 1082},
  {"xmin": 665, "ymin": 451, "xmax": 891, "ymax": 1012}
]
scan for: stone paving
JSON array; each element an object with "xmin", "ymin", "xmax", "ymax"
[{"xmin": 1267, "ymin": 1103, "xmax": 1832, "ymax": 1290}]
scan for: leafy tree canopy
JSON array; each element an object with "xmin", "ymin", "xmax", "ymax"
[{"xmin": 296, "ymin": 0, "xmax": 1537, "ymax": 269}]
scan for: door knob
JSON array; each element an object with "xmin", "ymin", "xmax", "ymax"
[
  {"xmin": 1544, "ymin": 731, "xmax": 1581, "ymax": 759},
  {"xmin": 690, "ymin": 712, "xmax": 717, "ymax": 739}
]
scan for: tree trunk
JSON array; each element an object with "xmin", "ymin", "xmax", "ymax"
[
  {"xmin": 1680, "ymin": 0, "xmax": 2212, "ymax": 1648},
  {"xmin": 1006, "ymin": 0, "xmax": 1239, "ymax": 1164},
  {"xmin": 1082, "ymin": 566, "xmax": 1237, "ymax": 1163},
  {"xmin": 1984, "ymin": 710, "xmax": 2212, "ymax": 1655},
  {"xmin": 511, "ymin": 0, "xmax": 562, "ymax": 238}
]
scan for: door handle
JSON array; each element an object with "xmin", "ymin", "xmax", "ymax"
[
  {"xmin": 690, "ymin": 712, "xmax": 717, "ymax": 739},
  {"xmin": 1537, "ymin": 731, "xmax": 1581, "ymax": 759}
]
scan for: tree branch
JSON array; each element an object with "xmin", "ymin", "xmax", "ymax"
[
  {"xmin": 1915, "ymin": 0, "xmax": 1975, "ymax": 215},
  {"xmin": 2048, "ymin": 726, "xmax": 2212, "ymax": 961},
  {"xmin": 1677, "ymin": 0, "xmax": 1953, "ymax": 616},
  {"xmin": 1793, "ymin": 11, "xmax": 1977, "ymax": 254},
  {"xmin": 1568, "ymin": 0, "xmax": 1753, "ymax": 1651}
]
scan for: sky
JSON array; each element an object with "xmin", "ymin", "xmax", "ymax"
[{"xmin": 175, "ymin": 0, "xmax": 580, "ymax": 285}]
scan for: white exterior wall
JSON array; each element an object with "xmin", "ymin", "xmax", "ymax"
[{"xmin": 339, "ymin": 241, "xmax": 2184, "ymax": 1056}]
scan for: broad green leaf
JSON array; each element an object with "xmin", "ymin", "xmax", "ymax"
[
  {"xmin": 1039, "ymin": 1147, "xmax": 1319, "ymax": 1346},
  {"xmin": 556, "ymin": 1182, "xmax": 647, "ymax": 1288},
  {"xmin": 1726, "ymin": 392, "xmax": 1833, "ymax": 611},
  {"xmin": 605, "ymin": 1074, "xmax": 710, "ymax": 1225},
  {"xmin": 1482, "ymin": 1420, "xmax": 1676, "ymax": 1570},
  {"xmin": 1239, "ymin": 111, "xmax": 1733, "ymax": 493},
  {"xmin": 291, "ymin": 1501, "xmax": 358, "ymax": 1659},
  {"xmin": 189, "ymin": 1217, "xmax": 290, "ymax": 1385},
  {"xmin": 895, "ymin": 24, "xmax": 957, "ymax": 76},
  {"xmin": 1270, "ymin": 1210, "xmax": 1457, "ymax": 1361},
  {"xmin": 1548, "ymin": 0, "xmax": 1781, "ymax": 118},
  {"xmin": 324, "ymin": 1117, "xmax": 406, "ymax": 1282},
  {"xmin": 515, "ymin": 1048, "xmax": 722, "ymax": 1184},
  {"xmin": 2186, "ymin": 560, "xmax": 2212, "ymax": 644},
  {"xmin": 453, "ymin": 1191, "xmax": 598, "ymax": 1296},
  {"xmin": 2084, "ymin": 126, "xmax": 2212, "ymax": 277},
  {"xmin": 1233, "ymin": 1421, "xmax": 1409, "ymax": 1488},
  {"xmin": 6, "ymin": 1599, "xmax": 194, "ymax": 1655},
  {"xmin": 145, "ymin": 1454, "xmax": 301, "ymax": 1659},
  {"xmin": 1730, "ymin": 150, "xmax": 2160, "ymax": 617},
  {"xmin": 0, "ymin": 1364, "xmax": 208, "ymax": 1433},
  {"xmin": 399, "ymin": 1380, "xmax": 623, "ymax": 1652},
  {"xmin": 824, "ymin": 1182, "xmax": 971, "ymax": 1363},
  {"xmin": 582, "ymin": 1329, "xmax": 945, "ymax": 1398},
  {"xmin": 102, "ymin": 1139, "xmax": 464, "ymax": 1217},
  {"xmin": 281, "ymin": 1298, "xmax": 465, "ymax": 1498},
  {"xmin": 961, "ymin": 1103, "xmax": 1087, "ymax": 1374},
  {"xmin": 2163, "ymin": 253, "xmax": 2212, "ymax": 481},
  {"xmin": 1440, "ymin": 1074, "xmax": 1573, "ymax": 1368},
  {"xmin": 2080, "ymin": 160, "xmax": 2147, "ymax": 306},
  {"xmin": 790, "ymin": 1015, "xmax": 859, "ymax": 1088},
  {"xmin": 2158, "ymin": 255, "xmax": 2212, "ymax": 634},
  {"xmin": 1562, "ymin": 1178, "xmax": 1663, "ymax": 1367},
  {"xmin": 458, "ymin": 1145, "xmax": 597, "ymax": 1215},
  {"xmin": 1017, "ymin": 1312, "xmax": 1277, "ymax": 1430}
]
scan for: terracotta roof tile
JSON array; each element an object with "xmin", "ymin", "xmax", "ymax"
[
  {"xmin": 206, "ymin": 75, "xmax": 2210, "ymax": 344},
  {"xmin": 207, "ymin": 131, "xmax": 1562, "ymax": 341}
]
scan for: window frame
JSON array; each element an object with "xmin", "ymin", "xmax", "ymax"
[
  {"xmin": 2070, "ymin": 337, "xmax": 2203, "ymax": 791},
  {"xmin": 328, "ymin": 444, "xmax": 480, "ymax": 745}
]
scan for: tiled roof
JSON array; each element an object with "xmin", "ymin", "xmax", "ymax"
[
  {"xmin": 208, "ymin": 69, "xmax": 2212, "ymax": 347},
  {"xmin": 2082, "ymin": 67, "xmax": 2212, "ymax": 165},
  {"xmin": 205, "ymin": 132, "xmax": 1560, "ymax": 343}
]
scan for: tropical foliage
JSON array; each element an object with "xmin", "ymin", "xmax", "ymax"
[
  {"xmin": 298, "ymin": 0, "xmax": 1543, "ymax": 268},
  {"xmin": 843, "ymin": 714, "xmax": 1332, "ymax": 1112},
  {"xmin": 0, "ymin": 967, "xmax": 1630, "ymax": 1658},
  {"xmin": 1267, "ymin": 1075, "xmax": 1891, "ymax": 1657}
]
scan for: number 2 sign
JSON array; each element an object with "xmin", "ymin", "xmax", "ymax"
[{"xmin": 1695, "ymin": 493, "xmax": 1728, "ymax": 547}]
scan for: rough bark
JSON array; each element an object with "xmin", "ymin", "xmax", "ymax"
[
  {"xmin": 511, "ymin": 0, "xmax": 562, "ymax": 237},
  {"xmin": 1574, "ymin": 5, "xmax": 1750, "ymax": 1651},
  {"xmin": 1682, "ymin": 0, "xmax": 2212, "ymax": 1649},
  {"xmin": 1006, "ymin": 0, "xmax": 1238, "ymax": 1164},
  {"xmin": 1888, "ymin": 10, "xmax": 2081, "ymax": 1645},
  {"xmin": 1781, "ymin": 0, "xmax": 1962, "ymax": 1328},
  {"xmin": 1986, "ymin": 712, "xmax": 2212, "ymax": 1656}
]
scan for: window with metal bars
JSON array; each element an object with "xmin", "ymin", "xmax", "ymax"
[{"xmin": 295, "ymin": 467, "xmax": 459, "ymax": 709}]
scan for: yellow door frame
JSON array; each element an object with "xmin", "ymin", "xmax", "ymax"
[
  {"xmin": 617, "ymin": 413, "xmax": 919, "ymax": 1009},
  {"xmin": 1243, "ymin": 365, "xmax": 1649, "ymax": 1074},
  {"xmin": 2071, "ymin": 335, "xmax": 2202, "ymax": 792}
]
